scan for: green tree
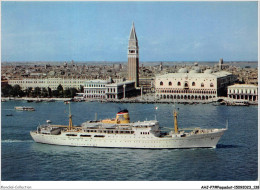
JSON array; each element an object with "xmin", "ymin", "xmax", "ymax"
[
  {"xmin": 1, "ymin": 84, "xmax": 13, "ymax": 97},
  {"xmin": 52, "ymin": 90, "xmax": 59, "ymax": 97},
  {"xmin": 33, "ymin": 87, "xmax": 41, "ymax": 97},
  {"xmin": 62, "ymin": 88, "xmax": 78, "ymax": 98},
  {"xmin": 80, "ymin": 85, "xmax": 84, "ymax": 93},
  {"xmin": 69, "ymin": 88, "xmax": 78, "ymax": 97},
  {"xmin": 57, "ymin": 84, "xmax": 64, "ymax": 97},
  {"xmin": 25, "ymin": 87, "xmax": 33, "ymax": 97},
  {"xmin": 12, "ymin": 85, "xmax": 24, "ymax": 97},
  {"xmin": 48, "ymin": 87, "xmax": 52, "ymax": 97},
  {"xmin": 64, "ymin": 89, "xmax": 71, "ymax": 98},
  {"xmin": 42, "ymin": 88, "xmax": 48, "ymax": 97}
]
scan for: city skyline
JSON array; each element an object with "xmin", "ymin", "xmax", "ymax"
[{"xmin": 2, "ymin": 1, "xmax": 258, "ymax": 62}]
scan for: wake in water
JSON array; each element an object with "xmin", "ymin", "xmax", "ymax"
[{"xmin": 2, "ymin": 139, "xmax": 34, "ymax": 143}]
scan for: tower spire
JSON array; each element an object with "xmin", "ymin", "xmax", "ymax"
[
  {"xmin": 128, "ymin": 22, "xmax": 139, "ymax": 88},
  {"xmin": 129, "ymin": 22, "xmax": 137, "ymax": 41}
]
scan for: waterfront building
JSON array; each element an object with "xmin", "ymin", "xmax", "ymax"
[
  {"xmin": 139, "ymin": 77, "xmax": 154, "ymax": 93},
  {"xmin": 227, "ymin": 84, "xmax": 258, "ymax": 102},
  {"xmin": 8, "ymin": 77, "xmax": 87, "ymax": 90},
  {"xmin": 83, "ymin": 78, "xmax": 135, "ymax": 99},
  {"xmin": 155, "ymin": 68, "xmax": 237, "ymax": 100},
  {"xmin": 83, "ymin": 79, "xmax": 109, "ymax": 99},
  {"xmin": 128, "ymin": 23, "xmax": 139, "ymax": 88}
]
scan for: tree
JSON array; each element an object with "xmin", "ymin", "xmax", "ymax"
[
  {"xmin": 57, "ymin": 84, "xmax": 64, "ymax": 97},
  {"xmin": 12, "ymin": 85, "xmax": 24, "ymax": 97},
  {"xmin": 64, "ymin": 89, "xmax": 71, "ymax": 98},
  {"xmin": 52, "ymin": 90, "xmax": 59, "ymax": 97},
  {"xmin": 41, "ymin": 88, "xmax": 48, "ymax": 97},
  {"xmin": 1, "ymin": 84, "xmax": 13, "ymax": 97},
  {"xmin": 47, "ymin": 87, "xmax": 52, "ymax": 97},
  {"xmin": 69, "ymin": 88, "xmax": 78, "ymax": 97},
  {"xmin": 63, "ymin": 88, "xmax": 78, "ymax": 98},
  {"xmin": 25, "ymin": 87, "xmax": 33, "ymax": 97},
  {"xmin": 80, "ymin": 85, "xmax": 84, "ymax": 93},
  {"xmin": 57, "ymin": 84, "xmax": 63, "ymax": 93},
  {"xmin": 33, "ymin": 87, "xmax": 41, "ymax": 97}
]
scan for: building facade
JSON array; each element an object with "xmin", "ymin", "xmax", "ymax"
[
  {"xmin": 155, "ymin": 68, "xmax": 237, "ymax": 101},
  {"xmin": 227, "ymin": 84, "xmax": 258, "ymax": 102},
  {"xmin": 83, "ymin": 79, "xmax": 135, "ymax": 99},
  {"xmin": 8, "ymin": 77, "xmax": 86, "ymax": 90},
  {"xmin": 139, "ymin": 77, "xmax": 154, "ymax": 93},
  {"xmin": 128, "ymin": 23, "xmax": 139, "ymax": 88}
]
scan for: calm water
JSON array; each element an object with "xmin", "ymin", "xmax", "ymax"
[{"xmin": 1, "ymin": 101, "xmax": 258, "ymax": 181}]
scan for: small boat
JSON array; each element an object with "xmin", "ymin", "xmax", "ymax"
[
  {"xmin": 46, "ymin": 120, "xmax": 52, "ymax": 123},
  {"xmin": 27, "ymin": 100, "xmax": 34, "ymax": 103},
  {"xmin": 6, "ymin": 114, "xmax": 13, "ymax": 116},
  {"xmin": 15, "ymin": 106, "xmax": 35, "ymax": 111},
  {"xmin": 227, "ymin": 101, "xmax": 249, "ymax": 106}
]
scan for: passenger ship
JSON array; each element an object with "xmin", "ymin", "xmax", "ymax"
[{"xmin": 30, "ymin": 106, "xmax": 227, "ymax": 149}]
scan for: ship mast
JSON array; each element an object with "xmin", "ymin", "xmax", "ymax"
[
  {"xmin": 68, "ymin": 103, "xmax": 73, "ymax": 130},
  {"xmin": 173, "ymin": 109, "xmax": 178, "ymax": 134}
]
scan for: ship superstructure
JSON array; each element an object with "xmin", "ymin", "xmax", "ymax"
[{"xmin": 30, "ymin": 107, "xmax": 227, "ymax": 149}]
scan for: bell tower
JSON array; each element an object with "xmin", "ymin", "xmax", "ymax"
[{"xmin": 128, "ymin": 22, "xmax": 139, "ymax": 87}]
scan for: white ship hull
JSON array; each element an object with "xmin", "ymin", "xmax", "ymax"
[{"xmin": 30, "ymin": 129, "xmax": 226, "ymax": 149}]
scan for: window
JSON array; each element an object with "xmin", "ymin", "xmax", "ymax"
[
  {"xmin": 94, "ymin": 135, "xmax": 105, "ymax": 138},
  {"xmin": 201, "ymin": 83, "xmax": 204, "ymax": 87},
  {"xmin": 177, "ymin": 82, "xmax": 181, "ymax": 86},
  {"xmin": 210, "ymin": 83, "xmax": 214, "ymax": 87},
  {"xmin": 80, "ymin": 135, "xmax": 91, "ymax": 137},
  {"xmin": 169, "ymin": 82, "xmax": 172, "ymax": 86},
  {"xmin": 160, "ymin": 81, "xmax": 163, "ymax": 86},
  {"xmin": 66, "ymin": 134, "xmax": 77, "ymax": 137},
  {"xmin": 192, "ymin": 82, "xmax": 195, "ymax": 86}
]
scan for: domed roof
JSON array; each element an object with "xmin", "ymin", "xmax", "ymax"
[
  {"xmin": 204, "ymin": 69, "xmax": 213, "ymax": 74},
  {"xmin": 178, "ymin": 68, "xmax": 188, "ymax": 73},
  {"xmin": 190, "ymin": 66, "xmax": 201, "ymax": 73},
  {"xmin": 189, "ymin": 70, "xmax": 199, "ymax": 74}
]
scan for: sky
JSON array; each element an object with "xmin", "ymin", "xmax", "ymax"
[{"xmin": 1, "ymin": 1, "xmax": 258, "ymax": 62}]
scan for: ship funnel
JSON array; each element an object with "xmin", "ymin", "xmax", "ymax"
[
  {"xmin": 116, "ymin": 109, "xmax": 130, "ymax": 124},
  {"xmin": 101, "ymin": 109, "xmax": 130, "ymax": 124}
]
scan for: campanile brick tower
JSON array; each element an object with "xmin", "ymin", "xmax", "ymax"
[{"xmin": 128, "ymin": 22, "xmax": 139, "ymax": 88}]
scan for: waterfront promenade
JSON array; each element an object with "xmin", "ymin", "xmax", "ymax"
[{"xmin": 2, "ymin": 94, "xmax": 257, "ymax": 105}]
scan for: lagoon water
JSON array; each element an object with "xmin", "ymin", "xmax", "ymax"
[{"xmin": 1, "ymin": 101, "xmax": 258, "ymax": 181}]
